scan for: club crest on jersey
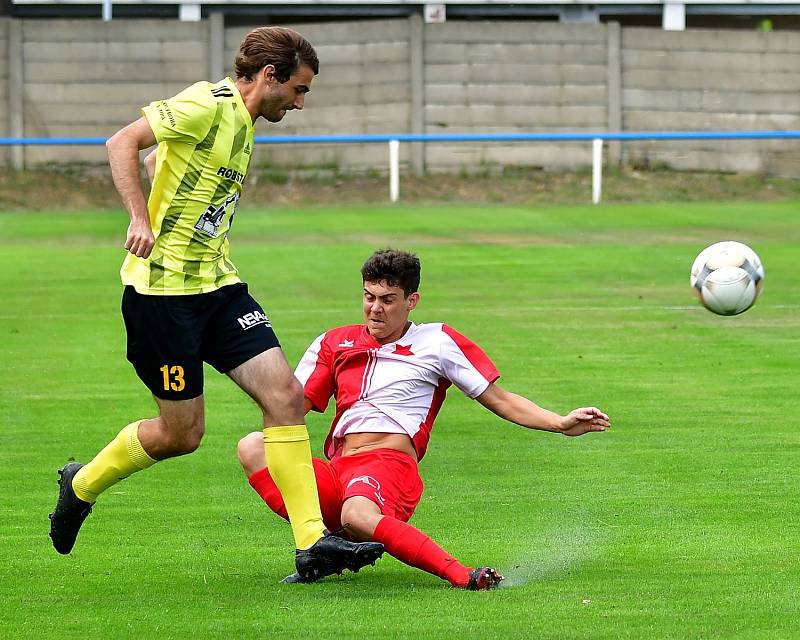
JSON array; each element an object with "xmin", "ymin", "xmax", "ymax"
[
  {"xmin": 194, "ymin": 191, "xmax": 239, "ymax": 238},
  {"xmin": 237, "ymin": 310, "xmax": 271, "ymax": 330},
  {"xmin": 393, "ymin": 344, "xmax": 414, "ymax": 356}
]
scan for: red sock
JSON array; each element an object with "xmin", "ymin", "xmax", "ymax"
[
  {"xmin": 373, "ymin": 516, "xmax": 472, "ymax": 588},
  {"xmin": 248, "ymin": 467, "xmax": 289, "ymax": 520}
]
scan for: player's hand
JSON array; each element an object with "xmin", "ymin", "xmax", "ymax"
[
  {"xmin": 558, "ymin": 407, "xmax": 611, "ymax": 437},
  {"xmin": 125, "ymin": 219, "xmax": 155, "ymax": 258}
]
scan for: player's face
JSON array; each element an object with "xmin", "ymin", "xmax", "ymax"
[
  {"xmin": 260, "ymin": 64, "xmax": 314, "ymax": 123},
  {"xmin": 363, "ymin": 280, "xmax": 419, "ymax": 345}
]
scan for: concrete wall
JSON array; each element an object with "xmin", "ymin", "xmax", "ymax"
[
  {"xmin": 3, "ymin": 16, "xmax": 799, "ymax": 176},
  {"xmin": 622, "ymin": 28, "xmax": 800, "ymax": 174},
  {"xmin": 19, "ymin": 19, "xmax": 208, "ymax": 165},
  {"xmin": 423, "ymin": 22, "xmax": 609, "ymax": 170},
  {"xmin": 0, "ymin": 18, "xmax": 9, "ymax": 164}
]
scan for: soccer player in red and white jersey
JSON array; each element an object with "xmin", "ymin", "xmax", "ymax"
[{"xmin": 237, "ymin": 249, "xmax": 611, "ymax": 589}]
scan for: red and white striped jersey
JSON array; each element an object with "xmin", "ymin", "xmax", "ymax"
[{"xmin": 295, "ymin": 322, "xmax": 500, "ymax": 461}]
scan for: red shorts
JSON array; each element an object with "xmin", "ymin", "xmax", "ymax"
[{"xmin": 249, "ymin": 448, "xmax": 424, "ymax": 532}]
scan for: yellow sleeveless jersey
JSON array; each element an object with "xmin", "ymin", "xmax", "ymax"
[{"xmin": 121, "ymin": 77, "xmax": 254, "ymax": 295}]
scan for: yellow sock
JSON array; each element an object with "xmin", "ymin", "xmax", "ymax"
[
  {"xmin": 263, "ymin": 425, "xmax": 325, "ymax": 550},
  {"xmin": 72, "ymin": 421, "xmax": 156, "ymax": 503}
]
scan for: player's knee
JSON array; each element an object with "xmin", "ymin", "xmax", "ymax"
[
  {"xmin": 237, "ymin": 431, "xmax": 266, "ymax": 474},
  {"xmin": 340, "ymin": 501, "xmax": 378, "ymax": 541},
  {"xmin": 263, "ymin": 376, "xmax": 305, "ymax": 423},
  {"xmin": 280, "ymin": 375, "xmax": 304, "ymax": 408}
]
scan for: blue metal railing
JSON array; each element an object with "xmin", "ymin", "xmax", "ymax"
[
  {"xmin": 2, "ymin": 130, "xmax": 798, "ymax": 203},
  {"xmin": 2, "ymin": 130, "xmax": 800, "ymax": 146},
  {"xmin": 259, "ymin": 130, "xmax": 800, "ymax": 143}
]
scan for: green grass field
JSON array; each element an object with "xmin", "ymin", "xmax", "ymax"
[{"xmin": 2, "ymin": 202, "xmax": 799, "ymax": 639}]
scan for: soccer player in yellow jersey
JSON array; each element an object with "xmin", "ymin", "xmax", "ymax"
[{"xmin": 49, "ymin": 26, "xmax": 384, "ymax": 582}]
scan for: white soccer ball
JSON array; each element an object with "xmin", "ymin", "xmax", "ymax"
[{"xmin": 690, "ymin": 241, "xmax": 764, "ymax": 316}]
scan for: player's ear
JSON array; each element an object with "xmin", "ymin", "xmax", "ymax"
[
  {"xmin": 261, "ymin": 65, "xmax": 277, "ymax": 84},
  {"xmin": 407, "ymin": 292, "xmax": 420, "ymax": 311}
]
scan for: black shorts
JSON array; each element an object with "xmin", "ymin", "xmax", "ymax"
[{"xmin": 121, "ymin": 283, "xmax": 281, "ymax": 400}]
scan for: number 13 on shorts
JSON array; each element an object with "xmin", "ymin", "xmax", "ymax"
[{"xmin": 160, "ymin": 365, "xmax": 186, "ymax": 392}]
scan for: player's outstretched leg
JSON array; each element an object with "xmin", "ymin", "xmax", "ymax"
[
  {"xmin": 49, "ymin": 462, "xmax": 93, "ymax": 555},
  {"xmin": 293, "ymin": 532, "xmax": 385, "ymax": 583},
  {"xmin": 467, "ymin": 567, "xmax": 504, "ymax": 590},
  {"xmin": 372, "ymin": 515, "xmax": 505, "ymax": 590}
]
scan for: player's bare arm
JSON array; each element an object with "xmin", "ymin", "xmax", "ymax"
[
  {"xmin": 476, "ymin": 383, "xmax": 610, "ymax": 437},
  {"xmin": 106, "ymin": 117, "xmax": 157, "ymax": 259}
]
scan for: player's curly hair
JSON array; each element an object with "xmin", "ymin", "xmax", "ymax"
[
  {"xmin": 361, "ymin": 249, "xmax": 421, "ymax": 296},
  {"xmin": 234, "ymin": 27, "xmax": 319, "ymax": 83}
]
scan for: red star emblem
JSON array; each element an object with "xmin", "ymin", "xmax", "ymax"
[{"xmin": 393, "ymin": 344, "xmax": 414, "ymax": 356}]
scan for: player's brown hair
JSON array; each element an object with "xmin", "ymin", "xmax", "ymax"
[
  {"xmin": 361, "ymin": 249, "xmax": 421, "ymax": 296},
  {"xmin": 234, "ymin": 27, "xmax": 319, "ymax": 82}
]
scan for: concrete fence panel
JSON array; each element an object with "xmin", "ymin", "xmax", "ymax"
[
  {"xmin": 20, "ymin": 19, "xmax": 207, "ymax": 165},
  {"xmin": 1, "ymin": 17, "xmax": 798, "ymax": 176},
  {"xmin": 424, "ymin": 21, "xmax": 610, "ymax": 170},
  {"xmin": 0, "ymin": 17, "xmax": 9, "ymax": 148},
  {"xmin": 621, "ymin": 27, "xmax": 800, "ymax": 175}
]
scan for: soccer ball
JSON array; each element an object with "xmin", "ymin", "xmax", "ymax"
[{"xmin": 690, "ymin": 241, "xmax": 764, "ymax": 316}]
